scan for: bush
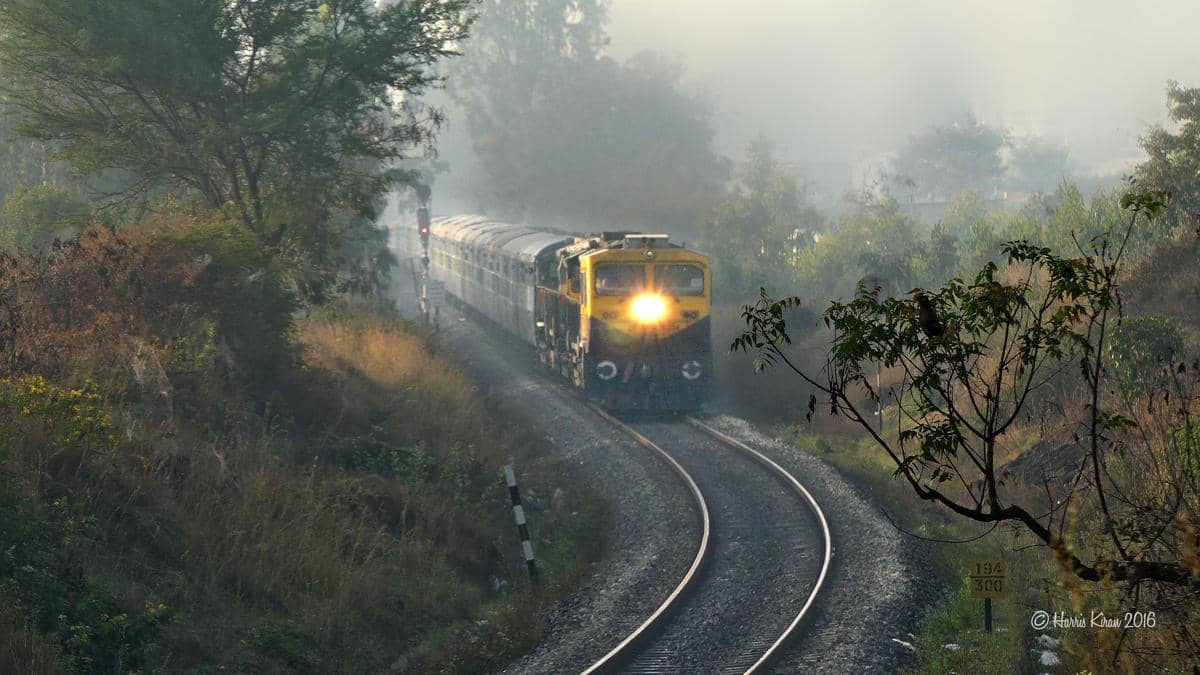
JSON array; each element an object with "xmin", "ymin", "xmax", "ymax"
[
  {"xmin": 161, "ymin": 215, "xmax": 297, "ymax": 393},
  {"xmin": 0, "ymin": 216, "xmax": 298, "ymax": 433},
  {"xmin": 1104, "ymin": 314, "xmax": 1185, "ymax": 403},
  {"xmin": 0, "ymin": 377, "xmax": 168, "ymax": 672}
]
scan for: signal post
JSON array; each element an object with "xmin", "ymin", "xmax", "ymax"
[{"xmin": 414, "ymin": 186, "xmax": 436, "ymax": 325}]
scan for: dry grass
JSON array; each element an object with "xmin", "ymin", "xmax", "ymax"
[
  {"xmin": 298, "ymin": 315, "xmax": 486, "ymax": 446},
  {"xmin": 0, "ymin": 608, "xmax": 62, "ymax": 675},
  {"xmin": 0, "ymin": 302, "xmax": 603, "ymax": 672}
]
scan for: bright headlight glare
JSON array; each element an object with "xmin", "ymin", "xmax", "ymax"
[{"xmin": 630, "ymin": 293, "xmax": 666, "ymax": 323}]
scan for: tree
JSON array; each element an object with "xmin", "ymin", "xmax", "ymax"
[
  {"xmin": 1005, "ymin": 135, "xmax": 1070, "ymax": 193},
  {"xmin": 793, "ymin": 190, "xmax": 920, "ymax": 300},
  {"xmin": 891, "ymin": 115, "xmax": 1008, "ymax": 201},
  {"xmin": 446, "ymin": 0, "xmax": 726, "ymax": 231},
  {"xmin": 0, "ymin": 183, "xmax": 89, "ymax": 252},
  {"xmin": 0, "ymin": 0, "xmax": 474, "ymax": 296},
  {"xmin": 918, "ymin": 221, "xmax": 960, "ymax": 287},
  {"xmin": 938, "ymin": 189, "xmax": 1009, "ymax": 274},
  {"xmin": 1138, "ymin": 81, "xmax": 1200, "ymax": 235},
  {"xmin": 698, "ymin": 139, "xmax": 821, "ymax": 300},
  {"xmin": 1104, "ymin": 314, "xmax": 1184, "ymax": 405},
  {"xmin": 735, "ymin": 189, "xmax": 1200, "ymax": 588}
]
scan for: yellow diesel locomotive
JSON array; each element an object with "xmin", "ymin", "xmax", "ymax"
[{"xmin": 419, "ymin": 215, "xmax": 712, "ymax": 412}]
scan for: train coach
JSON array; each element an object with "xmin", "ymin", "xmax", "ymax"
[{"xmin": 402, "ymin": 214, "xmax": 712, "ymax": 412}]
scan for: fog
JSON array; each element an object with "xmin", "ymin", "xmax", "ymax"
[
  {"xmin": 422, "ymin": 0, "xmax": 1200, "ymax": 221},
  {"xmin": 606, "ymin": 0, "xmax": 1200, "ymax": 174}
]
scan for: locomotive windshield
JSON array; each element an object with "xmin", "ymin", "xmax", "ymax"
[
  {"xmin": 594, "ymin": 264, "xmax": 645, "ymax": 295},
  {"xmin": 656, "ymin": 264, "xmax": 705, "ymax": 296}
]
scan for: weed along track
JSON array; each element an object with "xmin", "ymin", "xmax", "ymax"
[{"xmin": 581, "ymin": 410, "xmax": 832, "ymax": 674}]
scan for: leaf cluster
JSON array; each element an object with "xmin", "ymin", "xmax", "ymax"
[{"xmin": 735, "ymin": 188, "xmax": 1200, "ymax": 588}]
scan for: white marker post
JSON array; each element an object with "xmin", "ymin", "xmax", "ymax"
[{"xmin": 504, "ymin": 464, "xmax": 539, "ymax": 583}]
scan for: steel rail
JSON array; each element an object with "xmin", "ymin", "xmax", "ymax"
[
  {"xmin": 579, "ymin": 404, "xmax": 712, "ymax": 675},
  {"xmin": 685, "ymin": 416, "xmax": 833, "ymax": 673}
]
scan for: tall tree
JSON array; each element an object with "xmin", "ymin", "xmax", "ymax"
[
  {"xmin": 791, "ymin": 190, "xmax": 920, "ymax": 300},
  {"xmin": 698, "ymin": 139, "xmax": 821, "ymax": 300},
  {"xmin": 1005, "ymin": 135, "xmax": 1070, "ymax": 193},
  {"xmin": 1138, "ymin": 80, "xmax": 1200, "ymax": 234},
  {"xmin": 0, "ymin": 0, "xmax": 474, "ymax": 295},
  {"xmin": 891, "ymin": 115, "xmax": 1008, "ymax": 201},
  {"xmin": 446, "ymin": 0, "xmax": 726, "ymax": 232}
]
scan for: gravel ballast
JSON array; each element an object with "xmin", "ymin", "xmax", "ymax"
[
  {"xmin": 421, "ymin": 303, "xmax": 939, "ymax": 673},
  {"xmin": 701, "ymin": 415, "xmax": 941, "ymax": 673},
  {"xmin": 434, "ymin": 311, "xmax": 701, "ymax": 673}
]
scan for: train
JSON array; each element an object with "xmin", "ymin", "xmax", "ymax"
[{"xmin": 400, "ymin": 213, "xmax": 712, "ymax": 412}]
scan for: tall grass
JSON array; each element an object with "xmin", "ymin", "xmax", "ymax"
[{"xmin": 0, "ymin": 298, "xmax": 602, "ymax": 671}]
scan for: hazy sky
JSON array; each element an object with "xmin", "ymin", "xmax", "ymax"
[{"xmin": 606, "ymin": 0, "xmax": 1200, "ymax": 173}]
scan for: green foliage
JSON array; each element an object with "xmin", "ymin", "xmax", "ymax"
[
  {"xmin": 1006, "ymin": 134, "xmax": 1071, "ymax": 193},
  {"xmin": 0, "ymin": 183, "xmax": 88, "ymax": 253},
  {"xmin": 734, "ymin": 188, "xmax": 1200, "ymax": 588},
  {"xmin": 891, "ymin": 115, "xmax": 1070, "ymax": 200},
  {"xmin": 1104, "ymin": 315, "xmax": 1184, "ymax": 403},
  {"xmin": 1137, "ymin": 81, "xmax": 1200, "ymax": 234},
  {"xmin": 0, "ymin": 377, "xmax": 115, "ymax": 453},
  {"xmin": 0, "ymin": 0, "xmax": 474, "ymax": 298},
  {"xmin": 163, "ymin": 216, "xmax": 298, "ymax": 391},
  {"xmin": 907, "ymin": 578, "xmax": 1030, "ymax": 674},
  {"xmin": 248, "ymin": 618, "xmax": 319, "ymax": 671},
  {"xmin": 448, "ymin": 0, "xmax": 727, "ymax": 231},
  {"xmin": 938, "ymin": 190, "xmax": 1007, "ymax": 274},
  {"xmin": 891, "ymin": 115, "xmax": 1009, "ymax": 200},
  {"xmin": 0, "ymin": 106, "xmax": 76, "ymax": 205},
  {"xmin": 700, "ymin": 139, "xmax": 821, "ymax": 299},
  {"xmin": 790, "ymin": 190, "xmax": 922, "ymax": 299},
  {"xmin": 0, "ymin": 377, "xmax": 168, "ymax": 672},
  {"xmin": 0, "ymin": 484, "xmax": 168, "ymax": 672}
]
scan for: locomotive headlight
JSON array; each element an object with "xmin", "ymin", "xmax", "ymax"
[{"xmin": 630, "ymin": 293, "xmax": 667, "ymax": 323}]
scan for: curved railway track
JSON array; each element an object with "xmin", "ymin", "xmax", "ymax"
[{"xmin": 581, "ymin": 407, "xmax": 832, "ymax": 674}]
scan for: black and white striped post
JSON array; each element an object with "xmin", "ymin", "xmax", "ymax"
[{"xmin": 504, "ymin": 464, "xmax": 539, "ymax": 583}]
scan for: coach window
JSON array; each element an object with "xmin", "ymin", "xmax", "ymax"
[
  {"xmin": 594, "ymin": 264, "xmax": 645, "ymax": 296},
  {"xmin": 656, "ymin": 264, "xmax": 705, "ymax": 296}
]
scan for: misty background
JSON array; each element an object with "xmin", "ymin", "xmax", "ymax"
[{"xmin": 426, "ymin": 0, "xmax": 1200, "ymax": 218}]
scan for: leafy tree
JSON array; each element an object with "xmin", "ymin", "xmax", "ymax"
[
  {"xmin": 794, "ymin": 190, "xmax": 920, "ymax": 299},
  {"xmin": 0, "ymin": 183, "xmax": 89, "ymax": 252},
  {"xmin": 891, "ymin": 115, "xmax": 1008, "ymax": 201},
  {"xmin": 1005, "ymin": 135, "xmax": 1070, "ymax": 193},
  {"xmin": 698, "ymin": 139, "xmax": 821, "ymax": 300},
  {"xmin": 892, "ymin": 116, "xmax": 1071, "ymax": 201},
  {"xmin": 735, "ymin": 190, "xmax": 1200, "ymax": 587},
  {"xmin": 0, "ymin": 0, "xmax": 474, "ymax": 297},
  {"xmin": 446, "ymin": 0, "xmax": 726, "ymax": 231},
  {"xmin": 1138, "ymin": 81, "xmax": 1200, "ymax": 234},
  {"xmin": 937, "ymin": 190, "xmax": 1006, "ymax": 273},
  {"xmin": 1104, "ymin": 314, "xmax": 1185, "ymax": 404},
  {"xmin": 918, "ymin": 221, "xmax": 960, "ymax": 287}
]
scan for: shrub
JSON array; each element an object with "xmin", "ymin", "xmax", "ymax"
[
  {"xmin": 0, "ymin": 216, "xmax": 298, "ymax": 433},
  {"xmin": 1104, "ymin": 314, "xmax": 1185, "ymax": 403}
]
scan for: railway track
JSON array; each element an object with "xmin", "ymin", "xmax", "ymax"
[{"xmin": 581, "ymin": 407, "xmax": 832, "ymax": 674}]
